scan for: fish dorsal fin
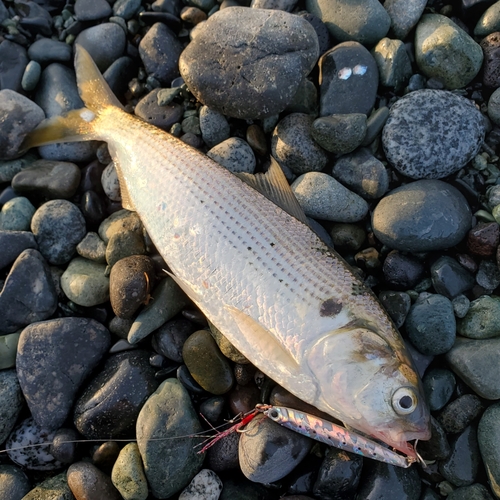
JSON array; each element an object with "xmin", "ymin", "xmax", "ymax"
[
  {"xmin": 236, "ymin": 157, "xmax": 309, "ymax": 225},
  {"xmin": 74, "ymin": 44, "xmax": 125, "ymax": 112},
  {"xmin": 111, "ymin": 160, "xmax": 136, "ymax": 212}
]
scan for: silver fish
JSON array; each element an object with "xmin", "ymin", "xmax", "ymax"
[{"xmin": 23, "ymin": 45, "xmax": 430, "ymax": 459}]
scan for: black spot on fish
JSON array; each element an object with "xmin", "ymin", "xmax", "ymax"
[
  {"xmin": 247, "ymin": 246, "xmax": 252, "ymax": 251},
  {"xmin": 270, "ymin": 242, "xmax": 275, "ymax": 247},
  {"xmin": 320, "ymin": 298, "xmax": 343, "ymax": 317}
]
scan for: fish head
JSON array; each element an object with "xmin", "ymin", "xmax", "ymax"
[{"xmin": 306, "ymin": 327, "xmax": 430, "ymax": 457}]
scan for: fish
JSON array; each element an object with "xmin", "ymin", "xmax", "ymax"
[{"xmin": 22, "ymin": 45, "xmax": 431, "ymax": 459}]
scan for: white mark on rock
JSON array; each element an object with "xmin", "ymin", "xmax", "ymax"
[
  {"xmin": 338, "ymin": 67, "xmax": 352, "ymax": 80},
  {"xmin": 353, "ymin": 65, "xmax": 367, "ymax": 76}
]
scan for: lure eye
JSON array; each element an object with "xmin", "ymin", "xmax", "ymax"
[{"xmin": 391, "ymin": 387, "xmax": 417, "ymax": 415}]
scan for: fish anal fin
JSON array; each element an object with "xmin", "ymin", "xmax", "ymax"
[
  {"xmin": 236, "ymin": 157, "xmax": 309, "ymax": 225},
  {"xmin": 163, "ymin": 270, "xmax": 202, "ymax": 305}
]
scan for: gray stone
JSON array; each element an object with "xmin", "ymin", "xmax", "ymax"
[
  {"xmin": 199, "ymin": 106, "xmax": 230, "ymax": 148},
  {"xmin": 478, "ymin": 402, "xmax": 500, "ymax": 498},
  {"xmin": 22, "ymin": 472, "xmax": 73, "ymax": 499},
  {"xmin": 285, "ymin": 77, "xmax": 318, "ymax": 115},
  {"xmin": 0, "ymin": 40, "xmax": 28, "ymax": 93},
  {"xmin": 382, "ymin": 90, "xmax": 485, "ymax": 179},
  {"xmin": 0, "ymin": 197, "xmax": 35, "ymax": 231},
  {"xmin": 384, "ymin": 0, "xmax": 427, "ymax": 40},
  {"xmin": 75, "ymin": 0, "xmax": 112, "ymax": 21},
  {"xmin": 372, "ymin": 180, "xmax": 472, "ymax": 252},
  {"xmin": 476, "ymin": 260, "xmax": 500, "ymax": 291},
  {"xmin": 475, "ymin": 1, "xmax": 500, "ymax": 37},
  {"xmin": 0, "ymin": 465, "xmax": 30, "ymax": 500},
  {"xmin": 207, "ymin": 137, "xmax": 256, "ymax": 174},
  {"xmin": 0, "ymin": 332, "xmax": 21, "ymax": 369},
  {"xmin": 430, "ymin": 256, "xmax": 475, "ymax": 299},
  {"xmin": 378, "ymin": 290, "xmax": 411, "ymax": 329},
  {"xmin": 311, "ymin": 114, "xmax": 366, "ymax": 154},
  {"xmin": 0, "ymin": 153, "xmax": 38, "ymax": 183},
  {"xmin": 179, "ymin": 469, "xmax": 223, "ymax": 500},
  {"xmin": 179, "ymin": 8, "xmax": 319, "ymax": 119},
  {"xmin": 422, "ymin": 368, "xmax": 456, "ymax": 412},
  {"xmin": 76, "ymin": 232, "xmax": 107, "ymax": 263},
  {"xmin": 98, "ymin": 209, "xmax": 143, "ymax": 244},
  {"xmin": 372, "ymin": 38, "xmax": 412, "ymax": 90},
  {"xmin": 415, "ymin": 14, "xmax": 483, "ymax": 90},
  {"xmin": 448, "ymin": 484, "xmax": 494, "ymax": 500},
  {"xmin": 112, "ymin": 443, "xmax": 148, "ymax": 500},
  {"xmin": 27, "ymin": 38, "xmax": 72, "ymax": 64},
  {"xmin": 105, "ymin": 229, "xmax": 146, "ymax": 267},
  {"xmin": 305, "ymin": 0, "xmax": 390, "ymax": 45},
  {"xmin": 136, "ymin": 378, "xmax": 204, "ymax": 498},
  {"xmin": 135, "ymin": 88, "xmax": 184, "ymax": 130},
  {"xmin": 0, "ymin": 370, "xmax": 23, "ymax": 446},
  {"xmin": 250, "ymin": 0, "xmax": 297, "ymax": 10},
  {"xmin": 21, "ymin": 61, "xmax": 42, "ymax": 92},
  {"xmin": 113, "ymin": 0, "xmax": 141, "ymax": 19},
  {"xmin": 101, "ymin": 162, "xmax": 121, "ymax": 202},
  {"xmin": 457, "ymin": 295, "xmax": 500, "ymax": 339},
  {"xmin": 453, "ymin": 295, "xmax": 471, "ymax": 319},
  {"xmin": 488, "ymin": 87, "xmax": 500, "ymax": 126},
  {"xmin": 67, "ymin": 462, "xmax": 121, "ymax": 500},
  {"xmin": 291, "ymin": 172, "xmax": 369, "ymax": 222}
]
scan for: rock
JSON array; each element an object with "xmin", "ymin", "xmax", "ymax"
[
  {"xmin": 207, "ymin": 137, "xmax": 256, "ymax": 174},
  {"xmin": 437, "ymin": 394, "xmax": 484, "ymax": 434},
  {"xmin": 481, "ymin": 32, "xmax": 500, "ymax": 88},
  {"xmin": 111, "ymin": 443, "xmax": 148, "ymax": 500},
  {"xmin": 101, "ymin": 162, "xmax": 121, "ymax": 202},
  {"xmin": 179, "ymin": 469, "xmax": 223, "ymax": 500},
  {"xmin": 0, "ymin": 249, "xmax": 57, "ymax": 335},
  {"xmin": 0, "ymin": 369, "xmax": 23, "ymax": 445},
  {"xmin": 423, "ymin": 368, "xmax": 456, "ymax": 412},
  {"xmin": 0, "ymin": 153, "xmax": 38, "ymax": 184},
  {"xmin": 0, "ymin": 465, "xmax": 31, "ymax": 500},
  {"xmin": 61, "ymin": 257, "xmax": 109, "ymax": 307},
  {"xmin": 372, "ymin": 38, "xmax": 412, "ymax": 90},
  {"xmin": 384, "ymin": 0, "xmax": 427, "ymax": 40},
  {"xmin": 305, "ymin": 0, "xmax": 390, "ymax": 45},
  {"xmin": 0, "ymin": 332, "xmax": 21, "ymax": 369},
  {"xmin": 113, "ymin": 0, "xmax": 141, "ymax": 19},
  {"xmin": 134, "ymin": 88, "xmax": 184, "ymax": 130},
  {"xmin": 136, "ymin": 378, "xmax": 204, "ymax": 498},
  {"xmin": 0, "ymin": 40, "xmax": 28, "ymax": 93},
  {"xmin": 198, "ymin": 106, "xmax": 230, "ymax": 148},
  {"xmin": 378, "ymin": 291, "xmax": 411, "ymax": 329},
  {"xmin": 152, "ymin": 317, "xmax": 198, "ymax": 363},
  {"xmin": 291, "ymin": 172, "xmax": 369, "ymax": 222},
  {"xmin": 372, "ymin": 180, "xmax": 472, "ymax": 252},
  {"xmin": 285, "ymin": 77, "xmax": 318, "ymax": 114},
  {"xmin": 105, "ymin": 229, "xmax": 146, "ymax": 267},
  {"xmin": 27, "ymin": 38, "xmax": 72, "ymax": 64},
  {"xmin": 179, "ymin": 8, "xmax": 319, "ymax": 119},
  {"xmin": 446, "ymin": 336, "xmax": 500, "ymax": 399},
  {"xmin": 271, "ymin": 113, "xmax": 329, "ymax": 174},
  {"xmin": 318, "ymin": 42, "xmax": 379, "ymax": 116},
  {"xmin": 93, "ymin": 441, "xmax": 121, "ymax": 471},
  {"xmin": 311, "ymin": 114, "xmax": 367, "ymax": 155},
  {"xmin": 478, "ymin": 402, "xmax": 500, "ymax": 498},
  {"xmin": 21, "ymin": 60, "xmax": 42, "ymax": 92},
  {"xmin": 206, "ymin": 431, "xmax": 240, "ymax": 473},
  {"xmin": 457, "ymin": 295, "xmax": 500, "ymax": 339},
  {"xmin": 76, "ymin": 232, "xmax": 107, "ymax": 263},
  {"xmin": 74, "ymin": 0, "xmax": 112, "ymax": 21},
  {"xmin": 98, "ymin": 209, "xmax": 143, "ymax": 244},
  {"xmin": 329, "ymin": 223, "xmax": 365, "ymax": 251},
  {"xmin": 0, "ymin": 230, "xmax": 37, "ymax": 270},
  {"xmin": 430, "ymin": 256, "xmax": 475, "ymax": 299},
  {"xmin": 16, "ymin": 317, "xmax": 111, "ymax": 430},
  {"xmin": 417, "ymin": 416, "xmax": 451, "ymax": 461},
  {"xmin": 448, "ymin": 484, "xmax": 494, "ymax": 500},
  {"xmin": 21, "ymin": 472, "xmax": 73, "ymax": 500},
  {"xmin": 0, "ymin": 90, "xmax": 45, "ymax": 160},
  {"xmin": 239, "ymin": 414, "xmax": 312, "ymax": 482},
  {"xmin": 67, "ymin": 462, "xmax": 121, "ymax": 500},
  {"xmin": 50, "ymin": 428, "xmax": 79, "ymax": 464},
  {"xmin": 382, "ymin": 251, "xmax": 425, "ymax": 290},
  {"xmin": 382, "ymin": 90, "xmax": 485, "ymax": 179},
  {"xmin": 246, "ymin": 124, "xmax": 267, "ymax": 156},
  {"xmin": 415, "ymin": 14, "xmax": 483, "ymax": 89},
  {"xmin": 0, "ymin": 197, "xmax": 35, "ymax": 231},
  {"xmin": 467, "ymin": 222, "xmax": 499, "ymax": 257},
  {"xmin": 476, "ymin": 2, "xmax": 500, "ymax": 36}
]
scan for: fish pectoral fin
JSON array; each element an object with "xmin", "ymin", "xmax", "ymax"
[
  {"xmin": 225, "ymin": 305, "xmax": 302, "ymax": 375},
  {"xmin": 236, "ymin": 157, "xmax": 309, "ymax": 226},
  {"xmin": 163, "ymin": 270, "xmax": 202, "ymax": 305}
]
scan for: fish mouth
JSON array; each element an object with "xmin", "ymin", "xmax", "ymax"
[{"xmin": 370, "ymin": 427, "xmax": 431, "ymax": 459}]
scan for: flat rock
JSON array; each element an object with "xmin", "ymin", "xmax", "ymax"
[{"xmin": 134, "ymin": 88, "xmax": 184, "ymax": 130}]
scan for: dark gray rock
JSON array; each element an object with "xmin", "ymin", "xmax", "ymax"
[
  {"xmin": 16, "ymin": 317, "xmax": 111, "ymax": 430},
  {"xmin": 437, "ymin": 394, "xmax": 484, "ymax": 434},
  {"xmin": 417, "ymin": 416, "xmax": 451, "ymax": 461},
  {"xmin": 384, "ymin": 0, "xmax": 427, "ymax": 40},
  {"xmin": 298, "ymin": 12, "xmax": 330, "ymax": 55},
  {"xmin": 199, "ymin": 106, "xmax": 230, "ymax": 148},
  {"xmin": 67, "ymin": 462, "xmax": 121, "ymax": 500},
  {"xmin": 423, "ymin": 368, "xmax": 456, "ymax": 412},
  {"xmin": 448, "ymin": 484, "xmax": 494, "ymax": 500},
  {"xmin": 50, "ymin": 428, "xmax": 79, "ymax": 464},
  {"xmin": 0, "ymin": 230, "xmax": 37, "ymax": 270},
  {"xmin": 478, "ymin": 402, "xmax": 500, "ymax": 498},
  {"xmin": 0, "ymin": 465, "xmax": 31, "ymax": 500},
  {"xmin": 457, "ymin": 295, "xmax": 500, "ymax": 339},
  {"xmin": 378, "ymin": 290, "xmax": 411, "ymax": 329},
  {"xmin": 431, "ymin": 256, "xmax": 475, "ymax": 299},
  {"xmin": 382, "ymin": 251, "xmax": 425, "ymax": 290},
  {"xmin": 311, "ymin": 114, "xmax": 367, "ymax": 155},
  {"xmin": 21, "ymin": 472, "xmax": 72, "ymax": 499},
  {"xmin": 179, "ymin": 8, "xmax": 319, "ymax": 119},
  {"xmin": 74, "ymin": 0, "xmax": 112, "ymax": 21},
  {"xmin": 0, "ymin": 369, "xmax": 24, "ymax": 446},
  {"xmin": 27, "ymin": 38, "xmax": 72, "ymax": 64},
  {"xmin": 103, "ymin": 56, "xmax": 138, "ymax": 97},
  {"xmin": 152, "ymin": 317, "xmax": 198, "ymax": 363},
  {"xmin": 0, "ymin": 40, "xmax": 28, "ymax": 93},
  {"xmin": 134, "ymin": 88, "xmax": 183, "ymax": 130},
  {"xmin": 382, "ymin": 90, "xmax": 485, "ymax": 179}
]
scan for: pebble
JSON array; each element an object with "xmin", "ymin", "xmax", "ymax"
[
  {"xmin": 93, "ymin": 441, "xmax": 121, "ymax": 471},
  {"xmin": 332, "ymin": 147, "xmax": 389, "ymax": 199},
  {"xmin": 329, "ymin": 223, "xmax": 365, "ymax": 251},
  {"xmin": 467, "ymin": 222, "xmax": 499, "ymax": 257},
  {"xmin": 0, "ymin": 369, "xmax": 24, "ymax": 445},
  {"xmin": 246, "ymin": 124, "xmax": 267, "ymax": 157},
  {"xmin": 481, "ymin": 32, "xmax": 500, "ymax": 88},
  {"xmin": 27, "ymin": 38, "xmax": 72, "ymax": 64},
  {"xmin": 152, "ymin": 317, "xmax": 198, "ymax": 363},
  {"xmin": 0, "ymin": 196, "xmax": 35, "ymax": 231},
  {"xmin": 378, "ymin": 290, "xmax": 411, "ymax": 328},
  {"xmin": 179, "ymin": 469, "xmax": 223, "ymax": 500},
  {"xmin": 207, "ymin": 137, "xmax": 256, "ymax": 174},
  {"xmin": 453, "ymin": 294, "xmax": 471, "ymax": 319},
  {"xmin": 134, "ymin": 88, "xmax": 184, "ymax": 130},
  {"xmin": 0, "ymin": 249, "xmax": 57, "ymax": 335},
  {"xmin": 111, "ymin": 443, "xmax": 148, "ymax": 500},
  {"xmin": 179, "ymin": 8, "xmax": 319, "ymax": 119},
  {"xmin": 291, "ymin": 172, "xmax": 369, "ymax": 222},
  {"xmin": 206, "ymin": 431, "xmax": 240, "ymax": 472},
  {"xmin": 448, "ymin": 484, "xmax": 495, "ymax": 500},
  {"xmin": 67, "ymin": 462, "xmax": 122, "ymax": 500},
  {"xmin": 305, "ymin": 0, "xmax": 390, "ymax": 45},
  {"xmin": 199, "ymin": 106, "xmax": 230, "ymax": 148},
  {"xmin": 478, "ymin": 402, "xmax": 500, "ymax": 498},
  {"xmin": 372, "ymin": 38, "xmax": 412, "ymax": 90},
  {"xmin": 382, "ymin": 251, "xmax": 425, "ymax": 290},
  {"xmin": 105, "ymin": 229, "xmax": 146, "ymax": 267},
  {"xmin": 285, "ymin": 77, "xmax": 318, "ymax": 115},
  {"xmin": 457, "ymin": 295, "xmax": 500, "ymax": 339},
  {"xmin": 405, "ymin": 293, "xmax": 456, "ymax": 355},
  {"xmin": 318, "ymin": 42, "xmax": 379, "ymax": 116},
  {"xmin": 0, "ymin": 332, "xmax": 21, "ymax": 369},
  {"xmin": 438, "ymin": 394, "xmax": 484, "ymax": 434},
  {"xmin": 446, "ymin": 336, "xmax": 500, "ymax": 399},
  {"xmin": 74, "ymin": 0, "xmax": 112, "ymax": 21},
  {"xmin": 113, "ymin": 0, "xmax": 141, "ymax": 19},
  {"xmin": 311, "ymin": 114, "xmax": 366, "ymax": 155},
  {"xmin": 430, "ymin": 256, "xmax": 475, "ymax": 299},
  {"xmin": 12, "ymin": 159, "xmax": 81, "ymax": 200},
  {"xmin": 0, "ymin": 153, "xmax": 38, "ymax": 184},
  {"xmin": 239, "ymin": 414, "xmax": 312, "ymax": 483},
  {"xmin": 415, "ymin": 14, "xmax": 483, "ymax": 89},
  {"xmin": 16, "ymin": 317, "xmax": 111, "ymax": 430},
  {"xmin": 372, "ymin": 180, "xmax": 472, "ymax": 252},
  {"xmin": 104, "ymin": 56, "xmax": 139, "ymax": 97},
  {"xmin": 74, "ymin": 350, "xmax": 159, "ymax": 438},
  {"xmin": 382, "ymin": 90, "xmax": 485, "ymax": 179},
  {"xmin": 418, "ymin": 416, "xmax": 451, "ymax": 461},
  {"xmin": 183, "ymin": 330, "xmax": 234, "ymax": 394},
  {"xmin": 423, "ymin": 368, "xmax": 456, "ymax": 412},
  {"xmin": 76, "ymin": 232, "xmax": 107, "ymax": 263},
  {"xmin": 271, "ymin": 114, "xmax": 329, "ymax": 174},
  {"xmin": 101, "ymin": 162, "xmax": 121, "ymax": 202},
  {"xmin": 384, "ymin": 0, "xmax": 427, "ymax": 40},
  {"xmin": 250, "ymin": 0, "xmax": 296, "ymax": 9},
  {"xmin": 0, "ymin": 40, "xmax": 28, "ymax": 93},
  {"xmin": 50, "ymin": 428, "xmax": 79, "ymax": 464},
  {"xmin": 475, "ymin": 2, "xmax": 500, "ymax": 36},
  {"xmin": 136, "ymin": 378, "xmax": 204, "ymax": 498},
  {"xmin": 98, "ymin": 209, "xmax": 143, "ymax": 244},
  {"xmin": 0, "ymin": 464, "xmax": 31, "ymax": 500},
  {"xmin": 61, "ymin": 257, "xmax": 109, "ymax": 307},
  {"xmin": 181, "ymin": 6, "xmax": 207, "ymax": 24},
  {"xmin": 0, "ymin": 90, "xmax": 45, "ymax": 160},
  {"xmin": 228, "ymin": 383, "xmax": 260, "ymax": 415},
  {"xmin": 22, "ymin": 472, "xmax": 73, "ymax": 500},
  {"xmin": 362, "ymin": 106, "xmax": 389, "ymax": 146},
  {"xmin": 476, "ymin": 260, "xmax": 500, "ymax": 291}
]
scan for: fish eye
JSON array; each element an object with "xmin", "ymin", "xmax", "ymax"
[{"xmin": 391, "ymin": 387, "xmax": 417, "ymax": 415}]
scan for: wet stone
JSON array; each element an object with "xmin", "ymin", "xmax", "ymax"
[
  {"xmin": 311, "ymin": 114, "xmax": 366, "ymax": 155},
  {"xmin": 0, "ymin": 197, "xmax": 35, "ymax": 231},
  {"xmin": 0, "ymin": 230, "xmax": 37, "ymax": 270},
  {"xmin": 457, "ymin": 295, "xmax": 500, "ymax": 339},
  {"xmin": 207, "ymin": 137, "xmax": 256, "ymax": 174},
  {"xmin": 478, "ymin": 402, "xmax": 500, "ymax": 498},
  {"xmin": 378, "ymin": 290, "xmax": 411, "ymax": 329},
  {"xmin": 134, "ymin": 88, "xmax": 184, "ymax": 130},
  {"xmin": 481, "ymin": 32, "xmax": 500, "ymax": 88},
  {"xmin": 467, "ymin": 222, "xmax": 500, "ymax": 257},
  {"xmin": 0, "ymin": 464, "xmax": 31, "ymax": 500},
  {"xmin": 318, "ymin": 42, "xmax": 379, "ymax": 116},
  {"xmin": 0, "ymin": 369, "xmax": 23, "ymax": 445},
  {"xmin": 382, "ymin": 251, "xmax": 425, "ymax": 290},
  {"xmin": 67, "ymin": 462, "xmax": 121, "ymax": 500},
  {"xmin": 152, "ymin": 317, "xmax": 198, "ymax": 363},
  {"xmin": 418, "ymin": 416, "xmax": 451, "ymax": 461},
  {"xmin": 430, "ymin": 256, "xmax": 475, "ymax": 299},
  {"xmin": 423, "ymin": 368, "xmax": 456, "ymax": 412},
  {"xmin": 111, "ymin": 443, "xmax": 148, "ymax": 500},
  {"xmin": 179, "ymin": 469, "xmax": 223, "ymax": 500}
]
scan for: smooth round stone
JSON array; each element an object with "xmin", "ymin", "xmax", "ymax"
[
  {"xmin": 76, "ymin": 231, "xmax": 106, "ymax": 263},
  {"xmin": 111, "ymin": 443, "xmax": 148, "ymax": 500},
  {"xmin": 74, "ymin": 350, "xmax": 159, "ymax": 439},
  {"xmin": 139, "ymin": 22, "xmax": 183, "ymax": 85},
  {"xmin": 98, "ymin": 209, "xmax": 143, "ymax": 244},
  {"xmin": 0, "ymin": 154, "xmax": 39, "ymax": 184},
  {"xmin": 384, "ymin": 0, "xmax": 427, "ymax": 40},
  {"xmin": 382, "ymin": 90, "xmax": 485, "ymax": 179},
  {"xmin": 457, "ymin": 295, "xmax": 500, "ymax": 339},
  {"xmin": 0, "ymin": 369, "xmax": 23, "ymax": 445},
  {"xmin": 329, "ymin": 223, "xmax": 365, "ymax": 251},
  {"xmin": 239, "ymin": 414, "xmax": 312, "ymax": 483},
  {"xmin": 250, "ymin": 0, "xmax": 297, "ymax": 9},
  {"xmin": 417, "ymin": 416, "xmax": 451, "ymax": 461},
  {"xmin": 372, "ymin": 180, "xmax": 472, "ymax": 252},
  {"xmin": 0, "ymin": 332, "xmax": 21, "ymax": 369},
  {"xmin": 415, "ymin": 14, "xmax": 483, "ymax": 89},
  {"xmin": 481, "ymin": 32, "xmax": 500, "ymax": 88},
  {"xmin": 179, "ymin": 469, "xmax": 223, "ymax": 500},
  {"xmin": 61, "ymin": 257, "xmax": 109, "ymax": 307},
  {"xmin": 181, "ymin": 6, "xmax": 207, "ymax": 24},
  {"xmin": 136, "ymin": 378, "xmax": 204, "ymax": 498},
  {"xmin": 305, "ymin": 0, "xmax": 390, "ymax": 45},
  {"xmin": 378, "ymin": 291, "xmax": 411, "ymax": 329},
  {"xmin": 31, "ymin": 199, "xmax": 86, "ymax": 265},
  {"xmin": 318, "ymin": 42, "xmax": 379, "ymax": 116},
  {"xmin": 183, "ymin": 330, "xmax": 234, "ymax": 395},
  {"xmin": 50, "ymin": 428, "xmax": 79, "ymax": 464},
  {"xmin": 430, "ymin": 256, "xmax": 475, "ymax": 299},
  {"xmin": 332, "ymin": 147, "xmax": 388, "ymax": 199},
  {"xmin": 0, "ymin": 40, "xmax": 28, "ymax": 93},
  {"xmin": 12, "ymin": 159, "xmax": 81, "ymax": 199},
  {"xmin": 101, "ymin": 162, "xmax": 120, "ymax": 202},
  {"xmin": 180, "ymin": 8, "xmax": 319, "ymax": 119},
  {"xmin": 75, "ymin": 0, "xmax": 112, "ymax": 21},
  {"xmin": 478, "ymin": 402, "xmax": 500, "ymax": 498},
  {"xmin": 228, "ymin": 384, "xmax": 260, "ymax": 416},
  {"xmin": 103, "ymin": 56, "xmax": 138, "ymax": 97},
  {"xmin": 81, "ymin": 190, "xmax": 107, "ymax": 224},
  {"xmin": 446, "ymin": 337, "xmax": 500, "ymax": 399},
  {"xmin": 0, "ymin": 249, "xmax": 57, "ymax": 335},
  {"xmin": 134, "ymin": 88, "xmax": 183, "ymax": 130},
  {"xmin": 371, "ymin": 38, "xmax": 412, "ymax": 90},
  {"xmin": 272, "ymin": 114, "xmax": 328, "ymax": 174},
  {"xmin": 423, "ymin": 368, "xmax": 456, "ymax": 412},
  {"xmin": 67, "ymin": 462, "xmax": 121, "ymax": 500},
  {"xmin": 362, "ymin": 106, "xmax": 389, "ymax": 146},
  {"xmin": 0, "ymin": 197, "xmax": 35, "ymax": 231},
  {"xmin": 75, "ymin": 23, "xmax": 126, "ymax": 72},
  {"xmin": 0, "ymin": 465, "xmax": 31, "ymax": 500},
  {"xmin": 311, "ymin": 114, "xmax": 366, "ymax": 155},
  {"xmin": 152, "ymin": 317, "xmax": 198, "ymax": 363},
  {"xmin": 27, "ymin": 38, "xmax": 71, "ymax": 64},
  {"xmin": 209, "ymin": 322, "xmax": 249, "ymax": 364},
  {"xmin": 0, "ymin": 89, "xmax": 45, "ymax": 160},
  {"xmin": 105, "ymin": 229, "xmax": 147, "ymax": 267},
  {"xmin": 438, "ymin": 394, "xmax": 484, "ymax": 434},
  {"xmin": 453, "ymin": 294, "xmax": 471, "ymax": 319},
  {"xmin": 207, "ymin": 137, "xmax": 256, "ymax": 174},
  {"xmin": 448, "ymin": 484, "xmax": 495, "ymax": 500},
  {"xmin": 16, "ymin": 317, "xmax": 111, "ymax": 430},
  {"xmin": 439, "ymin": 426, "xmax": 480, "ymax": 487},
  {"xmin": 206, "ymin": 430, "xmax": 239, "ymax": 472},
  {"xmin": 93, "ymin": 441, "xmax": 121, "ymax": 471},
  {"xmin": 291, "ymin": 172, "xmax": 369, "ymax": 222},
  {"xmin": 382, "ymin": 251, "xmax": 425, "ymax": 290},
  {"xmin": 113, "ymin": 0, "xmax": 141, "ymax": 19},
  {"xmin": 467, "ymin": 222, "xmax": 500, "ymax": 257},
  {"xmin": 199, "ymin": 106, "xmax": 230, "ymax": 148},
  {"xmin": 475, "ymin": 2, "xmax": 500, "ymax": 36},
  {"xmin": 22, "ymin": 473, "xmax": 73, "ymax": 500},
  {"xmin": 285, "ymin": 78, "xmax": 318, "ymax": 115}
]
